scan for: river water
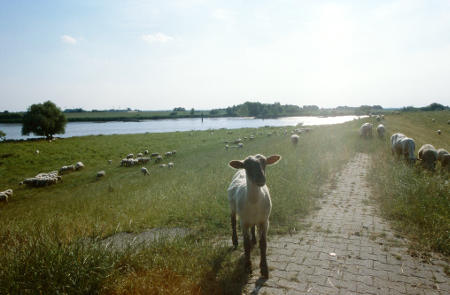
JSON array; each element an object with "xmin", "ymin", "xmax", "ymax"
[{"xmin": 0, "ymin": 115, "xmax": 362, "ymax": 140}]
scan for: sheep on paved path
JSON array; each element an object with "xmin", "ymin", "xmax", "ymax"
[{"xmin": 228, "ymin": 154, "xmax": 281, "ymax": 278}]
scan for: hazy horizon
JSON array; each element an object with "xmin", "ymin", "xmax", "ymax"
[{"xmin": 1, "ymin": 0, "xmax": 450, "ymax": 112}]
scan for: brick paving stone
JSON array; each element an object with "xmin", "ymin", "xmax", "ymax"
[{"xmin": 242, "ymin": 153, "xmax": 449, "ymax": 295}]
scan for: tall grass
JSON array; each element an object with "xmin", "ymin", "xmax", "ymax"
[{"xmin": 367, "ymin": 111, "xmax": 449, "ymax": 255}]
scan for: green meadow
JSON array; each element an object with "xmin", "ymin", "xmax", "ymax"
[{"xmin": 0, "ymin": 111, "xmax": 448, "ymax": 294}]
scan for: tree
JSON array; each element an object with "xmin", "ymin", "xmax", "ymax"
[
  {"xmin": 190, "ymin": 108, "xmax": 195, "ymax": 115},
  {"xmin": 0, "ymin": 130, "xmax": 5, "ymax": 141},
  {"xmin": 22, "ymin": 101, "xmax": 67, "ymax": 140}
]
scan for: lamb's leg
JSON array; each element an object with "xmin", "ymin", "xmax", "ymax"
[
  {"xmin": 243, "ymin": 225, "xmax": 252, "ymax": 272},
  {"xmin": 251, "ymin": 225, "xmax": 257, "ymax": 246},
  {"xmin": 231, "ymin": 212, "xmax": 238, "ymax": 249},
  {"xmin": 258, "ymin": 222, "xmax": 269, "ymax": 278}
]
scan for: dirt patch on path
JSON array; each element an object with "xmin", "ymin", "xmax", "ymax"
[{"xmin": 244, "ymin": 153, "xmax": 449, "ymax": 295}]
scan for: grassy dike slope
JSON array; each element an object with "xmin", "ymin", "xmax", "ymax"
[
  {"xmin": 368, "ymin": 111, "xmax": 449, "ymax": 256},
  {"xmin": 0, "ymin": 112, "xmax": 447, "ymax": 293}
]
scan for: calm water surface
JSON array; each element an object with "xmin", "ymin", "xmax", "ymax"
[{"xmin": 0, "ymin": 116, "xmax": 362, "ymax": 140}]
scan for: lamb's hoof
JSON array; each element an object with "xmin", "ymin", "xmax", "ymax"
[
  {"xmin": 260, "ymin": 267, "xmax": 269, "ymax": 279},
  {"xmin": 260, "ymin": 262, "xmax": 269, "ymax": 278}
]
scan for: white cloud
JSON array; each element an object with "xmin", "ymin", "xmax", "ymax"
[
  {"xmin": 61, "ymin": 35, "xmax": 77, "ymax": 45},
  {"xmin": 141, "ymin": 33, "xmax": 174, "ymax": 43},
  {"xmin": 211, "ymin": 8, "xmax": 235, "ymax": 21}
]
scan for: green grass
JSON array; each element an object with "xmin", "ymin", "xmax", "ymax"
[
  {"xmin": 0, "ymin": 111, "xmax": 448, "ymax": 293},
  {"xmin": 367, "ymin": 110, "xmax": 450, "ymax": 255}
]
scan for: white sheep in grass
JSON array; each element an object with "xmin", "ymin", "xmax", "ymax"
[
  {"xmin": 97, "ymin": 170, "xmax": 105, "ymax": 178},
  {"xmin": 390, "ymin": 133, "xmax": 416, "ymax": 164},
  {"xmin": 228, "ymin": 154, "xmax": 281, "ymax": 278},
  {"xmin": 359, "ymin": 123, "xmax": 373, "ymax": 138},
  {"xmin": 126, "ymin": 153, "xmax": 134, "ymax": 159},
  {"xmin": 75, "ymin": 161, "xmax": 84, "ymax": 170},
  {"xmin": 290, "ymin": 134, "xmax": 299, "ymax": 145},
  {"xmin": 418, "ymin": 144, "xmax": 438, "ymax": 171},
  {"xmin": 59, "ymin": 165, "xmax": 75, "ymax": 174},
  {"xmin": 376, "ymin": 124, "xmax": 385, "ymax": 138},
  {"xmin": 168, "ymin": 162, "xmax": 174, "ymax": 168},
  {"xmin": 437, "ymin": 148, "xmax": 450, "ymax": 169},
  {"xmin": 0, "ymin": 189, "xmax": 13, "ymax": 202},
  {"xmin": 238, "ymin": 142, "xmax": 244, "ymax": 148},
  {"xmin": 141, "ymin": 167, "xmax": 149, "ymax": 175},
  {"xmin": 137, "ymin": 152, "xmax": 143, "ymax": 158}
]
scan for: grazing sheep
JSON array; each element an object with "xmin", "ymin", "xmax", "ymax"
[
  {"xmin": 165, "ymin": 151, "xmax": 172, "ymax": 157},
  {"xmin": 159, "ymin": 164, "xmax": 167, "ymax": 168},
  {"xmin": 35, "ymin": 150, "xmax": 39, "ymax": 154},
  {"xmin": 108, "ymin": 160, "xmax": 112, "ymax": 164},
  {"xmin": 126, "ymin": 153, "xmax": 134, "ymax": 159},
  {"xmin": 171, "ymin": 150, "xmax": 176, "ymax": 155},
  {"xmin": 155, "ymin": 155, "xmax": 163, "ymax": 163},
  {"xmin": 437, "ymin": 149, "xmax": 450, "ymax": 168},
  {"xmin": 144, "ymin": 150, "xmax": 149, "ymax": 155},
  {"xmin": 0, "ymin": 189, "xmax": 13, "ymax": 202},
  {"xmin": 137, "ymin": 152, "xmax": 143, "ymax": 158},
  {"xmin": 418, "ymin": 144, "xmax": 438, "ymax": 171},
  {"xmin": 225, "ymin": 144, "xmax": 229, "ymax": 150},
  {"xmin": 437, "ymin": 130, "xmax": 441, "ymax": 135},
  {"xmin": 238, "ymin": 142, "xmax": 244, "ymax": 148},
  {"xmin": 381, "ymin": 115, "xmax": 385, "ymax": 119},
  {"xmin": 0, "ymin": 192, "xmax": 8, "ymax": 202},
  {"xmin": 137, "ymin": 157, "xmax": 150, "ymax": 164},
  {"xmin": 121, "ymin": 158, "xmax": 138, "ymax": 167},
  {"xmin": 249, "ymin": 135, "xmax": 255, "ymax": 140},
  {"xmin": 376, "ymin": 115, "xmax": 381, "ymax": 122},
  {"xmin": 391, "ymin": 133, "xmax": 416, "ymax": 163},
  {"xmin": 141, "ymin": 167, "xmax": 149, "ymax": 175},
  {"xmin": 233, "ymin": 138, "xmax": 242, "ymax": 144},
  {"xmin": 359, "ymin": 123, "xmax": 373, "ymax": 138},
  {"xmin": 290, "ymin": 134, "xmax": 299, "ymax": 145},
  {"xmin": 150, "ymin": 153, "xmax": 160, "ymax": 158},
  {"xmin": 376, "ymin": 124, "xmax": 386, "ymax": 138},
  {"xmin": 228, "ymin": 154, "xmax": 282, "ymax": 278},
  {"xmin": 168, "ymin": 162, "xmax": 174, "ymax": 168},
  {"xmin": 59, "ymin": 165, "xmax": 75, "ymax": 175},
  {"xmin": 21, "ymin": 171, "xmax": 61, "ymax": 187},
  {"xmin": 432, "ymin": 118, "xmax": 436, "ymax": 122},
  {"xmin": 75, "ymin": 161, "xmax": 84, "ymax": 170},
  {"xmin": 97, "ymin": 170, "xmax": 105, "ymax": 178}
]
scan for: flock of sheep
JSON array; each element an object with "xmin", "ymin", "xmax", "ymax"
[
  {"xmin": 0, "ymin": 147, "xmax": 178, "ymax": 203},
  {"xmin": 359, "ymin": 116, "xmax": 449, "ymax": 171},
  {"xmin": 118, "ymin": 150, "xmax": 176, "ymax": 175}
]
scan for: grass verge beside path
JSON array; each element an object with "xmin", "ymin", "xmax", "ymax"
[{"xmin": 367, "ymin": 111, "xmax": 449, "ymax": 256}]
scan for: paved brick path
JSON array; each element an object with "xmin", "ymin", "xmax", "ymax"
[{"xmin": 244, "ymin": 153, "xmax": 449, "ymax": 295}]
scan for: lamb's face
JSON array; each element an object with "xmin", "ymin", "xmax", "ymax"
[{"xmin": 244, "ymin": 155, "xmax": 267, "ymax": 187}]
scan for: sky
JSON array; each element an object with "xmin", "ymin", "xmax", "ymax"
[{"xmin": 1, "ymin": 0, "xmax": 450, "ymax": 112}]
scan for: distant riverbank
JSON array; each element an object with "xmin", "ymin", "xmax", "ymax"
[
  {"xmin": 0, "ymin": 108, "xmax": 370, "ymax": 124},
  {"xmin": 0, "ymin": 115, "xmax": 364, "ymax": 140}
]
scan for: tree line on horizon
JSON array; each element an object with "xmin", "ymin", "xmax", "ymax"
[{"xmin": 0, "ymin": 101, "xmax": 448, "ymax": 140}]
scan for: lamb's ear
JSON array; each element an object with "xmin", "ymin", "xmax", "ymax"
[
  {"xmin": 229, "ymin": 160, "xmax": 244, "ymax": 169},
  {"xmin": 266, "ymin": 155, "xmax": 281, "ymax": 165}
]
